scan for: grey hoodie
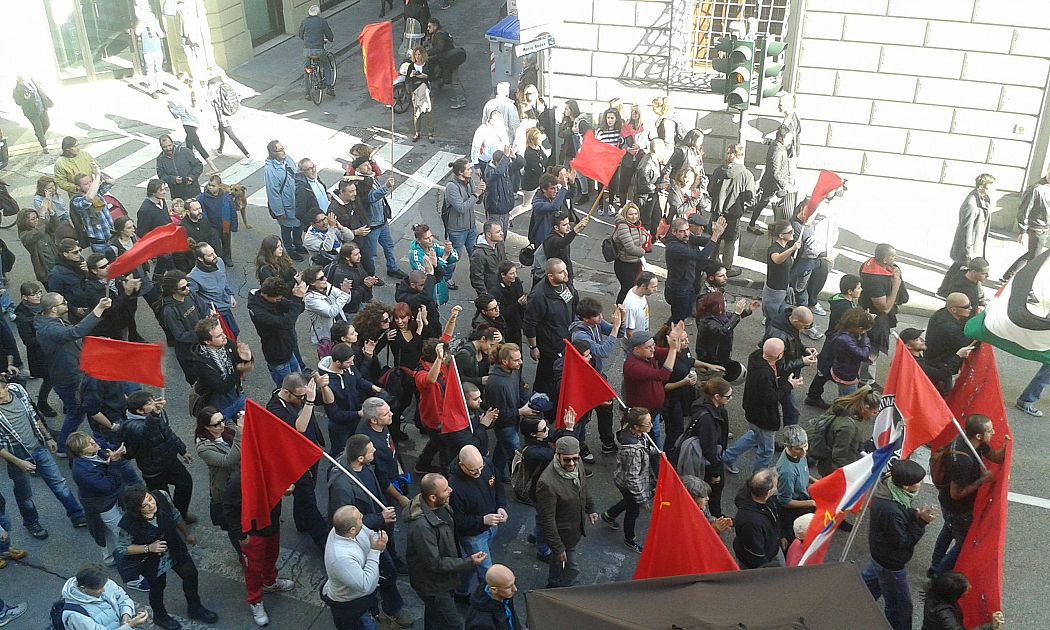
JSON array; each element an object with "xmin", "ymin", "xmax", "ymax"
[{"xmin": 60, "ymin": 576, "xmax": 137, "ymax": 630}]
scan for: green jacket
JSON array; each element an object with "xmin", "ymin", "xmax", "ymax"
[{"xmin": 405, "ymin": 494, "xmax": 473, "ymax": 596}]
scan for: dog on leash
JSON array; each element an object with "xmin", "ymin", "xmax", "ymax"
[{"xmin": 223, "ymin": 183, "xmax": 251, "ymax": 229}]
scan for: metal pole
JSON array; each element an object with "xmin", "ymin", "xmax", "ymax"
[
  {"xmin": 321, "ymin": 451, "xmax": 389, "ymax": 511},
  {"xmin": 390, "ymin": 104, "xmax": 395, "ymax": 167},
  {"xmin": 839, "ymin": 486, "xmax": 875, "ymax": 562},
  {"xmin": 665, "ymin": 0, "xmax": 673, "ymax": 95}
]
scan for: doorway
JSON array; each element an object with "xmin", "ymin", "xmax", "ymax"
[
  {"xmin": 44, "ymin": 0, "xmax": 139, "ymax": 82},
  {"xmin": 245, "ymin": 0, "xmax": 285, "ymax": 48}
]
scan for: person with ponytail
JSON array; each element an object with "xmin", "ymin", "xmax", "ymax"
[
  {"xmin": 814, "ymin": 386, "xmax": 881, "ymax": 477},
  {"xmin": 681, "ymin": 377, "xmax": 733, "ymax": 517},
  {"xmin": 598, "ymin": 407, "xmax": 657, "ymax": 554}
]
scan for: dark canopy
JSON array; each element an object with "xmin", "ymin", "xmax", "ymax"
[{"xmin": 525, "ymin": 563, "xmax": 891, "ymax": 630}]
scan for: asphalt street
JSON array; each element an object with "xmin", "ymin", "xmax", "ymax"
[{"xmin": 0, "ymin": 0, "xmax": 1048, "ymax": 628}]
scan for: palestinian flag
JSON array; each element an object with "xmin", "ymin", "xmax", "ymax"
[{"xmin": 965, "ymin": 248, "xmax": 1050, "ymax": 362}]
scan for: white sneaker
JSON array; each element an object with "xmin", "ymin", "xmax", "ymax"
[
  {"xmin": 262, "ymin": 578, "xmax": 294, "ymax": 593},
  {"xmin": 250, "ymin": 602, "xmax": 269, "ymax": 626},
  {"xmin": 802, "ymin": 326, "xmax": 824, "ymax": 340},
  {"xmin": 812, "ymin": 303, "xmax": 827, "ymax": 316}
]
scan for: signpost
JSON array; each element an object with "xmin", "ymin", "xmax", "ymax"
[{"xmin": 516, "ymin": 36, "xmax": 556, "ymax": 57}]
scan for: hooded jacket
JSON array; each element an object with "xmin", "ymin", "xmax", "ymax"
[
  {"xmin": 613, "ymin": 429, "xmax": 655, "ymax": 503},
  {"xmin": 448, "ymin": 457, "xmax": 506, "ymax": 538},
  {"xmin": 405, "ymin": 494, "xmax": 473, "ymax": 596},
  {"xmin": 159, "ymin": 294, "xmax": 205, "ymax": 372},
  {"xmin": 483, "ymin": 153, "xmax": 523, "ymax": 216},
  {"xmin": 867, "ymin": 480, "xmax": 927, "ymax": 571},
  {"xmin": 304, "ymin": 284, "xmax": 350, "ymax": 344},
  {"xmin": 464, "ymin": 583, "xmax": 523, "ymax": 630},
  {"xmin": 197, "ymin": 188, "xmax": 237, "ymax": 232},
  {"xmin": 469, "ymin": 236, "xmax": 507, "ymax": 296},
  {"xmin": 484, "ymin": 365, "xmax": 528, "ymax": 430},
  {"xmin": 688, "ymin": 399, "xmax": 730, "ymax": 477},
  {"xmin": 247, "ymin": 290, "xmax": 303, "ymax": 365},
  {"xmin": 732, "ymin": 492, "xmax": 781, "ymax": 569},
  {"xmin": 188, "ymin": 258, "xmax": 234, "ymax": 312},
  {"xmin": 47, "ymin": 255, "xmax": 90, "ymax": 305},
  {"xmin": 122, "ymin": 410, "xmax": 186, "ymax": 478},
  {"xmin": 187, "ymin": 340, "xmax": 246, "ymax": 403},
  {"xmin": 319, "ymin": 355, "xmax": 375, "ymax": 429},
  {"xmin": 742, "ymin": 348, "xmax": 802, "ymax": 432},
  {"xmin": 567, "ymin": 319, "xmax": 616, "ymax": 376},
  {"xmin": 60, "ymin": 576, "xmax": 137, "ymax": 630}
]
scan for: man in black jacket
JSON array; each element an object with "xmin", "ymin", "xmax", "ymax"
[
  {"xmin": 180, "ymin": 199, "xmax": 220, "ymax": 252},
  {"xmin": 748, "ymin": 125, "xmax": 793, "ymax": 234},
  {"xmin": 540, "ymin": 213, "xmax": 589, "ymax": 282},
  {"xmin": 320, "ymin": 343, "xmax": 382, "ymax": 457},
  {"xmin": 448, "ymin": 445, "xmax": 507, "ymax": 600},
  {"xmin": 158, "ymin": 271, "xmax": 204, "ymax": 384},
  {"xmin": 485, "ymin": 344, "xmax": 537, "ymax": 482},
  {"xmin": 464, "ymin": 564, "xmax": 522, "ymax": 630},
  {"xmin": 722, "ymin": 338, "xmax": 814, "ymax": 474},
  {"xmin": 861, "ymin": 459, "xmax": 936, "ymax": 630},
  {"xmin": 122, "ymin": 390, "xmax": 196, "ymax": 522},
  {"xmin": 82, "ymin": 252, "xmax": 141, "ymax": 341},
  {"xmin": 136, "ymin": 180, "xmax": 176, "ymax": 274},
  {"xmin": 924, "ymin": 293, "xmax": 976, "ymax": 389},
  {"xmin": 522, "ymin": 258, "xmax": 578, "ymax": 396},
  {"xmin": 898, "ymin": 327, "xmax": 954, "ymax": 395},
  {"xmin": 355, "ymin": 397, "xmax": 411, "ymax": 512},
  {"xmin": 394, "ymin": 270, "xmax": 442, "ymax": 338},
  {"xmin": 663, "ymin": 217, "xmax": 725, "ymax": 324},
  {"xmin": 732, "ymin": 468, "xmax": 781, "ymax": 569},
  {"xmin": 328, "ymin": 178, "xmax": 377, "ymax": 278},
  {"xmin": 294, "ymin": 158, "xmax": 329, "ymax": 226},
  {"xmin": 327, "ymin": 434, "xmax": 414, "ymax": 628},
  {"xmin": 1002, "ymin": 166, "xmax": 1050, "ymax": 282},
  {"xmin": 763, "ymin": 305, "xmax": 815, "ymax": 427},
  {"xmin": 188, "ymin": 317, "xmax": 254, "ymax": 417},
  {"xmin": 247, "ymin": 276, "xmax": 307, "ymax": 387}
]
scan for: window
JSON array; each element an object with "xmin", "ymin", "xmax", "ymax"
[{"xmin": 684, "ymin": 0, "xmax": 791, "ymax": 71}]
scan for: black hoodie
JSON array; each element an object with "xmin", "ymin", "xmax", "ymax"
[
  {"xmin": 732, "ymin": 491, "xmax": 780, "ymax": 569},
  {"xmin": 464, "ymin": 582, "xmax": 522, "ymax": 630},
  {"xmin": 246, "ymin": 290, "xmax": 304, "ymax": 365}
]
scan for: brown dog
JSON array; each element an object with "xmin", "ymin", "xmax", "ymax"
[{"xmin": 224, "ymin": 183, "xmax": 251, "ymax": 229}]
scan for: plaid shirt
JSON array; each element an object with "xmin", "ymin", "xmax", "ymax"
[
  {"xmin": 71, "ymin": 181, "xmax": 115, "ymax": 244},
  {"xmin": 0, "ymin": 384, "xmax": 49, "ymax": 458}
]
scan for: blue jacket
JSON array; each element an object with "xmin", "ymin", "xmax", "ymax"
[
  {"xmin": 318, "ymin": 356, "xmax": 377, "ymax": 428},
  {"xmin": 35, "ymin": 312, "xmax": 100, "ymax": 388},
  {"xmin": 567, "ymin": 319, "xmax": 615, "ymax": 376},
  {"xmin": 363, "ymin": 182, "xmax": 391, "ymax": 227},
  {"xmin": 827, "ymin": 330, "xmax": 871, "ymax": 382},
  {"xmin": 298, "ymin": 15, "xmax": 334, "ymax": 48},
  {"xmin": 483, "ymin": 154, "xmax": 522, "ymax": 216},
  {"xmin": 197, "ymin": 190, "xmax": 237, "ymax": 232},
  {"xmin": 529, "ymin": 188, "xmax": 567, "ymax": 245},
  {"xmin": 264, "ymin": 156, "xmax": 300, "ymax": 226},
  {"xmin": 188, "ymin": 260, "xmax": 234, "ymax": 311},
  {"xmin": 71, "ymin": 456, "xmax": 123, "ymax": 508}
]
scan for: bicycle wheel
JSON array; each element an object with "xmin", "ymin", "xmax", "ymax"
[
  {"xmin": 310, "ymin": 74, "xmax": 324, "ymax": 105},
  {"xmin": 326, "ymin": 52, "xmax": 338, "ymax": 88},
  {"xmin": 393, "ymin": 84, "xmax": 410, "ymax": 114},
  {"xmin": 0, "ymin": 212, "xmax": 17, "ymax": 229}
]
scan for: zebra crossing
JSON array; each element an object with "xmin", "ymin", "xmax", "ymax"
[{"xmin": 11, "ymin": 129, "xmax": 462, "ymax": 223}]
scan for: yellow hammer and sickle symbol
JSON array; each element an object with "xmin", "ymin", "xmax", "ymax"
[{"xmin": 822, "ymin": 510, "xmax": 834, "ymax": 527}]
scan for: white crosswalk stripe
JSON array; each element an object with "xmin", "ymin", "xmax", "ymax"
[
  {"xmin": 389, "ymin": 150, "xmax": 461, "ymax": 223},
  {"xmin": 373, "ymin": 141, "xmax": 414, "ymax": 172},
  {"xmin": 106, "ymin": 142, "xmax": 160, "ymax": 181}
]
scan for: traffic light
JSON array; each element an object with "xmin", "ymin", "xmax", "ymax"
[
  {"xmin": 711, "ymin": 37, "xmax": 754, "ymax": 111},
  {"xmin": 756, "ymin": 35, "xmax": 787, "ymax": 106}
]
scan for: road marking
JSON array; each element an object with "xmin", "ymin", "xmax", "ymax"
[
  {"xmin": 1007, "ymin": 492, "xmax": 1050, "ymax": 510},
  {"xmin": 106, "ymin": 143, "xmax": 163, "ymax": 182},
  {"xmin": 389, "ymin": 150, "xmax": 461, "ymax": 223},
  {"xmin": 247, "ymin": 186, "xmax": 269, "ymax": 208},
  {"xmin": 372, "ymin": 141, "xmax": 413, "ymax": 171},
  {"xmin": 216, "ymin": 157, "xmax": 263, "ymax": 184}
]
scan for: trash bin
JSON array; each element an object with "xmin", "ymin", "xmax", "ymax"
[{"xmin": 485, "ymin": 15, "xmax": 521, "ymax": 90}]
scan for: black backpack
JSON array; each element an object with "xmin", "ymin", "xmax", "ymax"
[{"xmin": 50, "ymin": 601, "xmax": 89, "ymax": 629}]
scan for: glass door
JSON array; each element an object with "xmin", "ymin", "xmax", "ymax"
[
  {"xmin": 45, "ymin": 0, "xmax": 138, "ymax": 82},
  {"xmin": 244, "ymin": 0, "xmax": 285, "ymax": 48}
]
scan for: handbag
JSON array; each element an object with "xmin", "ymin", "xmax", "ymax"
[
  {"xmin": 518, "ymin": 243, "xmax": 536, "ymax": 266},
  {"xmin": 377, "ymin": 366, "xmax": 413, "ymax": 399}
]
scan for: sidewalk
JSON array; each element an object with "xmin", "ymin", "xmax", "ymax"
[{"xmin": 229, "ymin": 0, "xmax": 404, "ymax": 109}]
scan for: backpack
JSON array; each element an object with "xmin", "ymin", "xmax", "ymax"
[
  {"xmin": 601, "ymin": 236, "xmax": 617, "ymax": 262},
  {"xmin": 510, "ymin": 444, "xmax": 544, "ymax": 504},
  {"xmin": 218, "ymin": 81, "xmax": 241, "ymax": 116},
  {"xmin": 929, "ymin": 443, "xmax": 963, "ymax": 489},
  {"xmin": 50, "ymin": 601, "xmax": 89, "ymax": 630},
  {"xmin": 805, "ymin": 412, "xmax": 838, "ymax": 462},
  {"xmin": 438, "ymin": 190, "xmax": 452, "ymax": 239}
]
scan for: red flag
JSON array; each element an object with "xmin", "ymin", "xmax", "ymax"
[
  {"xmin": 80, "ymin": 337, "xmax": 165, "ymax": 387},
  {"xmin": 799, "ymin": 170, "xmax": 844, "ymax": 224},
  {"xmin": 107, "ymin": 224, "xmax": 188, "ymax": 278},
  {"xmin": 634, "ymin": 453, "xmax": 738, "ymax": 579},
  {"xmin": 554, "ymin": 339, "xmax": 618, "ymax": 429},
  {"xmin": 240, "ymin": 399, "xmax": 323, "ymax": 532},
  {"xmin": 882, "ymin": 338, "xmax": 955, "ymax": 458},
  {"xmin": 440, "ymin": 356, "xmax": 471, "ymax": 434},
  {"xmin": 570, "ymin": 131, "xmax": 626, "ymax": 187},
  {"xmin": 210, "ymin": 304, "xmax": 237, "ymax": 345},
  {"xmin": 359, "ymin": 22, "xmax": 395, "ymax": 106},
  {"xmin": 937, "ymin": 344, "xmax": 1011, "ymax": 627}
]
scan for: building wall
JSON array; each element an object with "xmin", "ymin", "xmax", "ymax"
[{"xmin": 205, "ymin": 0, "xmax": 254, "ymax": 69}]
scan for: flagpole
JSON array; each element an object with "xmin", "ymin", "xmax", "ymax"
[
  {"xmin": 948, "ymin": 416, "xmax": 989, "ymax": 472},
  {"xmin": 449, "ymin": 355, "xmax": 473, "ymax": 435},
  {"xmin": 321, "ymin": 451, "xmax": 389, "ymax": 511},
  {"xmin": 838, "ymin": 487, "xmax": 875, "ymax": 562}
]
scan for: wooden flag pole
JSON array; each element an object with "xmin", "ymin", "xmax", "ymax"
[{"xmin": 322, "ymin": 451, "xmax": 388, "ymax": 511}]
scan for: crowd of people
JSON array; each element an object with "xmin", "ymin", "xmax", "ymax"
[{"xmin": 0, "ymin": 9, "xmax": 1031, "ymax": 630}]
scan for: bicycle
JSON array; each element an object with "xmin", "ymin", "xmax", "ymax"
[{"xmin": 304, "ymin": 47, "xmax": 339, "ymax": 105}]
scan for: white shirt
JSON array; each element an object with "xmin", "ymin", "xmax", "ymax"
[
  {"xmin": 323, "ymin": 525, "xmax": 381, "ymax": 603},
  {"xmin": 622, "ymin": 289, "xmax": 649, "ymax": 334}
]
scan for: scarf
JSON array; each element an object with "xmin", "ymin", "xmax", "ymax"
[
  {"xmin": 860, "ymin": 258, "xmax": 893, "ymax": 277},
  {"xmin": 887, "ymin": 480, "xmax": 916, "ymax": 509},
  {"xmin": 203, "ymin": 345, "xmax": 233, "ymax": 377},
  {"xmin": 196, "ymin": 259, "xmax": 219, "ymax": 273},
  {"xmin": 552, "ymin": 457, "xmax": 580, "ymax": 488}
]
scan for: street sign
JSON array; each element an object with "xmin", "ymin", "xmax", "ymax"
[{"xmin": 516, "ymin": 36, "xmax": 555, "ymax": 57}]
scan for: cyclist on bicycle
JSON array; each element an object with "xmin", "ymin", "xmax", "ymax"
[{"xmin": 298, "ymin": 4, "xmax": 335, "ymax": 97}]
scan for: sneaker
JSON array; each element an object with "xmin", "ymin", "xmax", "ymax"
[
  {"xmin": 725, "ymin": 267, "xmax": 743, "ymax": 278},
  {"xmin": 182, "ymin": 513, "xmax": 199, "ymax": 524},
  {"xmin": 379, "ymin": 610, "xmax": 417, "ymax": 628},
  {"xmin": 746, "ymin": 225, "xmax": 765, "ymax": 235},
  {"xmin": 125, "ymin": 576, "xmax": 150, "ymax": 592},
  {"xmin": 802, "ymin": 327, "xmax": 823, "ymax": 341},
  {"xmin": 240, "ymin": 158, "xmax": 253, "ymax": 166},
  {"xmin": 326, "ymin": 88, "xmax": 336, "ymax": 96},
  {"xmin": 805, "ymin": 397, "xmax": 830, "ymax": 410},
  {"xmin": 289, "ymin": 251, "xmax": 305, "ymax": 262},
  {"xmin": 4, "ymin": 548, "xmax": 27, "ymax": 561},
  {"xmin": 812, "ymin": 303, "xmax": 827, "ymax": 316},
  {"xmin": 601, "ymin": 443, "xmax": 618, "ymax": 454},
  {"xmin": 387, "ymin": 269, "xmax": 408, "ymax": 280},
  {"xmin": 624, "ymin": 539, "xmax": 644, "ymax": 553},
  {"xmin": 153, "ymin": 614, "xmax": 182, "ymax": 630},
  {"xmin": 581, "ymin": 452, "xmax": 596, "ymax": 464},
  {"xmin": 263, "ymin": 578, "xmax": 294, "ymax": 593},
  {"xmin": 536, "ymin": 552, "xmax": 551, "ymax": 563},
  {"xmin": 584, "ymin": 468, "xmax": 594, "ymax": 478},
  {"xmin": 446, "ymin": 280, "xmax": 459, "ymax": 291},
  {"xmin": 723, "ymin": 460, "xmax": 740, "ymax": 474},
  {"xmin": 72, "ymin": 517, "xmax": 88, "ymax": 528},
  {"xmin": 0, "ymin": 603, "xmax": 28, "ymax": 627},
  {"xmin": 1016, "ymin": 400, "xmax": 1044, "ymax": 417},
  {"xmin": 600, "ymin": 511, "xmax": 620, "ymax": 530},
  {"xmin": 25, "ymin": 523, "xmax": 48, "ymax": 539},
  {"xmin": 187, "ymin": 603, "xmax": 218, "ymax": 623},
  {"xmin": 527, "ymin": 533, "xmax": 537, "ymax": 544},
  {"xmin": 450, "ymin": 101, "xmax": 466, "ymax": 110},
  {"xmin": 250, "ymin": 602, "xmax": 269, "ymax": 626}
]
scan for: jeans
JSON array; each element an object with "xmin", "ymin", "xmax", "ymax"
[
  {"xmin": 790, "ymin": 257, "xmax": 821, "ymax": 306},
  {"xmin": 267, "ymin": 355, "xmax": 303, "ymax": 388},
  {"xmin": 215, "ymin": 308, "xmax": 240, "ymax": 338},
  {"xmin": 243, "ymin": 533, "xmax": 280, "ymax": 604},
  {"xmin": 7, "ymin": 446, "xmax": 85, "ymax": 525},
  {"xmin": 330, "ymin": 599, "xmax": 378, "ymax": 630},
  {"xmin": 1003, "ymin": 227, "xmax": 1050, "ymax": 280},
  {"xmin": 144, "ymin": 461, "xmax": 194, "ymax": 520},
  {"xmin": 420, "ymin": 593, "xmax": 461, "ymax": 630},
  {"xmin": 367, "ymin": 224, "xmax": 401, "ymax": 274},
  {"xmin": 143, "ymin": 52, "xmax": 164, "ymax": 92},
  {"xmin": 665, "ymin": 285, "xmax": 695, "ymax": 325},
  {"xmin": 862, "ymin": 559, "xmax": 913, "ymax": 630},
  {"xmin": 761, "ymin": 286, "xmax": 789, "ymax": 337},
  {"xmin": 0, "ymin": 493, "xmax": 10, "ymax": 554},
  {"xmin": 1019, "ymin": 362, "xmax": 1050, "ymax": 403},
  {"xmin": 456, "ymin": 528, "xmax": 495, "ymax": 596},
  {"xmin": 546, "ymin": 545, "xmax": 579, "ymax": 588},
  {"xmin": 935, "ymin": 511, "xmax": 972, "ymax": 574},
  {"xmin": 614, "ymin": 259, "xmax": 642, "ymax": 304},
  {"xmin": 214, "ymin": 390, "xmax": 247, "ymax": 420},
  {"xmin": 293, "ymin": 465, "xmax": 329, "ymax": 548},
  {"xmin": 448, "ymin": 226, "xmax": 478, "ymax": 261},
  {"xmin": 533, "ymin": 520, "xmax": 551, "ymax": 557},
  {"xmin": 781, "ymin": 392, "xmax": 800, "ymax": 427},
  {"xmin": 650, "ymin": 413, "xmax": 664, "ymax": 450},
  {"xmin": 606, "ymin": 486, "xmax": 642, "ymax": 542},
  {"xmin": 377, "ymin": 549, "xmax": 405, "ymax": 615},
  {"xmin": 54, "ymin": 383, "xmax": 83, "ymax": 454},
  {"xmin": 492, "ymin": 425, "xmax": 520, "ymax": 482},
  {"xmin": 722, "ymin": 423, "xmax": 776, "ymax": 471}
]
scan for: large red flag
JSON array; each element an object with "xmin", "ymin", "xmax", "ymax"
[
  {"xmin": 359, "ymin": 22, "xmax": 395, "ymax": 106},
  {"xmin": 107, "ymin": 224, "xmax": 188, "ymax": 278},
  {"xmin": 80, "ymin": 337, "xmax": 165, "ymax": 387},
  {"xmin": 634, "ymin": 453, "xmax": 738, "ymax": 579},
  {"xmin": 570, "ymin": 131, "xmax": 626, "ymax": 187},
  {"xmin": 240, "ymin": 399, "xmax": 323, "ymax": 532},
  {"xmin": 936, "ymin": 344, "xmax": 1011, "ymax": 627},
  {"xmin": 799, "ymin": 170, "xmax": 844, "ymax": 224},
  {"xmin": 882, "ymin": 338, "xmax": 955, "ymax": 458},
  {"xmin": 440, "ymin": 355, "xmax": 471, "ymax": 434},
  {"xmin": 554, "ymin": 339, "xmax": 618, "ymax": 429}
]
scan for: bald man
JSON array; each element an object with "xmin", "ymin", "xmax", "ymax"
[
  {"xmin": 764, "ymin": 305, "xmax": 817, "ymax": 427},
  {"xmin": 924, "ymin": 292, "xmax": 976, "ymax": 384},
  {"xmin": 464, "ymin": 564, "xmax": 522, "ymax": 630},
  {"xmin": 448, "ymin": 445, "xmax": 507, "ymax": 601},
  {"xmin": 323, "ymin": 505, "xmax": 388, "ymax": 629},
  {"xmin": 722, "ymin": 337, "xmax": 815, "ymax": 474}
]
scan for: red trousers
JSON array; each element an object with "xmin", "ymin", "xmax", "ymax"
[{"xmin": 243, "ymin": 534, "xmax": 280, "ymax": 604}]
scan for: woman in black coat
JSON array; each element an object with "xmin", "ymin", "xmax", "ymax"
[
  {"xmin": 921, "ymin": 571, "xmax": 1004, "ymax": 630},
  {"xmin": 695, "ymin": 291, "xmax": 757, "ymax": 373},
  {"xmin": 116, "ymin": 485, "xmax": 219, "ymax": 629},
  {"xmin": 683, "ymin": 377, "xmax": 733, "ymax": 518}
]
